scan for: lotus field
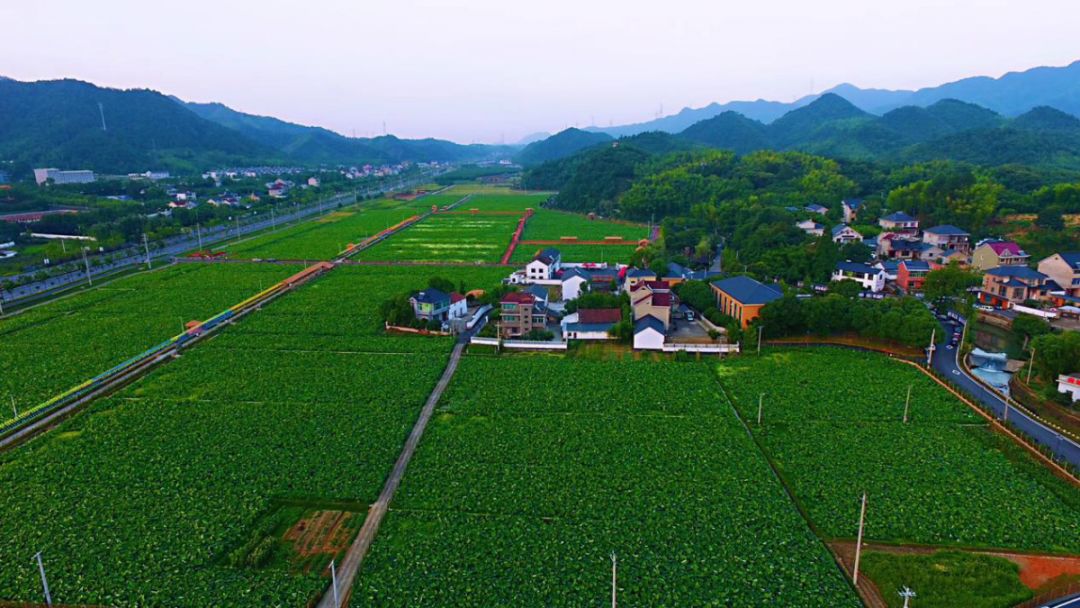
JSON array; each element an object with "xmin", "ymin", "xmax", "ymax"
[
  {"xmin": 354, "ymin": 212, "xmax": 522, "ymax": 263},
  {"xmin": 355, "ymin": 356, "xmax": 861, "ymax": 606},
  {"xmin": 0, "ymin": 263, "xmax": 299, "ymax": 422},
  {"xmin": 715, "ymin": 348, "xmax": 1080, "ymax": 554},
  {"xmin": 0, "ymin": 264, "xmax": 510, "ymax": 606},
  {"xmin": 222, "ymin": 199, "xmax": 423, "ymax": 260}
]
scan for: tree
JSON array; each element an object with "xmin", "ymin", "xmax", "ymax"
[
  {"xmin": 428, "ymin": 276, "xmax": 456, "ymax": 294},
  {"xmin": 1031, "ymin": 331, "xmax": 1080, "ymax": 381},
  {"xmin": 922, "ymin": 263, "xmax": 980, "ymax": 307},
  {"xmin": 830, "ymin": 279, "xmax": 863, "ymax": 299},
  {"xmin": 1036, "ymin": 205, "xmax": 1065, "ymax": 231},
  {"xmin": 380, "ymin": 294, "xmax": 416, "ymax": 326}
]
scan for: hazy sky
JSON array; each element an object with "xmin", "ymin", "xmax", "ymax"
[{"xmin": 2, "ymin": 0, "xmax": 1078, "ymax": 143}]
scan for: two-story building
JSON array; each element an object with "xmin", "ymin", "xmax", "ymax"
[
  {"xmin": 525, "ymin": 248, "xmax": 561, "ymax": 281},
  {"xmin": 922, "ymin": 225, "xmax": 971, "ymax": 255},
  {"xmin": 499, "ymin": 292, "xmax": 549, "ymax": 338},
  {"xmin": 896, "ymin": 260, "xmax": 940, "ymax": 292},
  {"xmin": 878, "ymin": 234, "xmax": 932, "ymax": 261},
  {"xmin": 796, "ymin": 219, "xmax": 825, "ymax": 237},
  {"xmin": 624, "ymin": 267, "xmax": 658, "ymax": 294},
  {"xmin": 710, "ymin": 276, "xmax": 783, "ymax": 329},
  {"xmin": 1038, "ymin": 252, "xmax": 1080, "ymax": 298},
  {"xmin": 831, "ymin": 224, "xmax": 864, "ymax": 245},
  {"xmin": 409, "ymin": 288, "xmax": 467, "ymax": 322},
  {"xmin": 972, "ymin": 240, "xmax": 1030, "ymax": 271},
  {"xmin": 979, "ymin": 266, "xmax": 1050, "ymax": 307},
  {"xmin": 631, "ymin": 280, "xmax": 674, "ymax": 328},
  {"xmin": 878, "ymin": 211, "xmax": 919, "ymax": 235},
  {"xmin": 832, "ymin": 261, "xmax": 886, "ymax": 293}
]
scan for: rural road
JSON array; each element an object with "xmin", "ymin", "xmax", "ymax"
[
  {"xmin": 1041, "ymin": 592, "xmax": 1080, "ymax": 608},
  {"xmin": 317, "ymin": 314, "xmax": 487, "ymax": 607},
  {"xmin": 933, "ymin": 317, "xmax": 1080, "ymax": 470}
]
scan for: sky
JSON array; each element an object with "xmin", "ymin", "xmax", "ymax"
[{"xmin": 2, "ymin": 0, "xmax": 1079, "ymax": 144}]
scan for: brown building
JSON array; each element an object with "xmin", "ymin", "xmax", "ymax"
[
  {"xmin": 1038, "ymin": 252, "xmax": 1080, "ymax": 298},
  {"xmin": 499, "ymin": 292, "xmax": 548, "ymax": 338},
  {"xmin": 710, "ymin": 276, "xmax": 783, "ymax": 329},
  {"xmin": 971, "ymin": 240, "xmax": 1029, "ymax": 271}
]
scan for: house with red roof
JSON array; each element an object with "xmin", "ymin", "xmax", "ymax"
[
  {"xmin": 499, "ymin": 291, "xmax": 549, "ymax": 338},
  {"xmin": 972, "ymin": 240, "xmax": 1030, "ymax": 271},
  {"xmin": 631, "ymin": 280, "xmax": 674, "ymax": 329}
]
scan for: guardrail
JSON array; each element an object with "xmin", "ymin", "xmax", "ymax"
[{"xmin": 661, "ymin": 342, "xmax": 740, "ymax": 353}]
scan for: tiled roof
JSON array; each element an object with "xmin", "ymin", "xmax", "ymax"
[
  {"xmin": 881, "ymin": 211, "xmax": 916, "ymax": 222},
  {"xmin": 836, "ymin": 261, "xmax": 879, "ymax": 275},
  {"xmin": 626, "ymin": 268, "xmax": 656, "ymax": 278},
  {"xmin": 412, "ymin": 288, "xmax": 450, "ymax": 305},
  {"xmin": 634, "ymin": 314, "xmax": 666, "ymax": 335},
  {"xmin": 842, "ymin": 198, "xmax": 864, "ymax": 209},
  {"xmin": 579, "ymin": 308, "xmax": 622, "ymax": 324},
  {"xmin": 502, "ymin": 292, "xmax": 536, "ymax": 304},
  {"xmin": 985, "ymin": 266, "xmax": 1047, "ymax": 280},
  {"xmin": 711, "ymin": 276, "xmax": 783, "ymax": 305},
  {"xmin": 925, "ymin": 224, "xmax": 969, "ymax": 236},
  {"xmin": 985, "ymin": 241, "xmax": 1025, "ymax": 256},
  {"xmin": 899, "ymin": 260, "xmax": 931, "ymax": 272},
  {"xmin": 1059, "ymin": 252, "xmax": 1080, "ymax": 269}
]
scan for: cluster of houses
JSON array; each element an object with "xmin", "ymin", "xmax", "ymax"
[{"xmin": 803, "ymin": 200, "xmax": 1080, "ymax": 316}]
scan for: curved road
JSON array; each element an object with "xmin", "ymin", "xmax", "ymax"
[
  {"xmin": 1042, "ymin": 593, "xmax": 1080, "ymax": 608},
  {"xmin": 932, "ymin": 317, "xmax": 1080, "ymax": 470}
]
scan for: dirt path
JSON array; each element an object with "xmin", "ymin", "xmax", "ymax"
[{"xmin": 316, "ymin": 340, "xmax": 468, "ymax": 608}]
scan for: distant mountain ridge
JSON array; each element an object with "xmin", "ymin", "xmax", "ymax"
[
  {"xmin": 528, "ymin": 93, "xmax": 1080, "ymax": 170},
  {"xmin": 0, "ymin": 78, "xmax": 509, "ymax": 174},
  {"xmin": 588, "ymin": 60, "xmax": 1080, "ymax": 137}
]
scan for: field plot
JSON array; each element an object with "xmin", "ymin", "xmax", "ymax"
[
  {"xmin": 222, "ymin": 201, "xmax": 419, "ymax": 260},
  {"xmin": 511, "ymin": 241, "xmax": 641, "ymax": 264},
  {"xmin": 0, "ymin": 267, "xmax": 505, "ymax": 606},
  {"xmin": 0, "ymin": 263, "xmax": 299, "ymax": 419},
  {"xmin": 454, "ymin": 192, "xmax": 550, "ymax": 211},
  {"xmin": 354, "ymin": 212, "xmax": 522, "ymax": 263},
  {"xmin": 214, "ymin": 264, "xmax": 509, "ymax": 354},
  {"xmin": 523, "ymin": 209, "xmax": 648, "ymax": 242},
  {"xmin": 355, "ymin": 356, "xmax": 860, "ymax": 607},
  {"xmin": 716, "ymin": 348, "xmax": 1080, "ymax": 554},
  {"xmin": 400, "ymin": 193, "xmax": 465, "ymax": 209}
]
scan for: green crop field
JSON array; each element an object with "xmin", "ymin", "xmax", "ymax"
[
  {"xmin": 355, "ymin": 356, "xmax": 861, "ymax": 606},
  {"xmin": 454, "ymin": 192, "xmax": 549, "ymax": 211},
  {"xmin": 0, "ymin": 263, "xmax": 299, "ymax": 422},
  {"xmin": 354, "ymin": 213, "xmax": 522, "ymax": 263},
  {"xmin": 0, "ymin": 264, "xmax": 509, "ymax": 607},
  {"xmin": 523, "ymin": 209, "xmax": 648, "ymax": 241},
  {"xmin": 715, "ymin": 348, "xmax": 1080, "ymax": 554},
  {"xmin": 222, "ymin": 201, "xmax": 419, "ymax": 260},
  {"xmin": 511, "ymin": 241, "xmax": 640, "ymax": 264}
]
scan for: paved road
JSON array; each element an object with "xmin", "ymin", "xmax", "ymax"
[
  {"xmin": 932, "ymin": 318, "xmax": 1080, "ymax": 470},
  {"xmin": 317, "ymin": 315, "xmax": 486, "ymax": 608},
  {"xmin": 1042, "ymin": 592, "xmax": 1080, "ymax": 608}
]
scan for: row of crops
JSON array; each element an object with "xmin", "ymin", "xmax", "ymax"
[
  {"xmin": 353, "ymin": 213, "xmax": 523, "ymax": 263},
  {"xmin": 221, "ymin": 198, "xmax": 424, "ymax": 261},
  {"xmin": 715, "ymin": 348, "xmax": 1080, "ymax": 554},
  {"xmin": 354, "ymin": 356, "xmax": 862, "ymax": 606},
  {"xmin": 0, "ymin": 263, "xmax": 300, "ymax": 421},
  {"xmin": 522, "ymin": 208, "xmax": 648, "ymax": 242},
  {"xmin": 0, "ymin": 265, "xmax": 511, "ymax": 606}
]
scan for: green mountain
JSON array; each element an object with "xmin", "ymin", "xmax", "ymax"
[
  {"xmin": 0, "ymin": 78, "xmax": 509, "ymax": 176},
  {"xmin": 514, "ymin": 127, "xmax": 613, "ymax": 166},
  {"xmin": 680, "ymin": 112, "xmax": 769, "ymax": 153},
  {"xmin": 768, "ymin": 93, "xmax": 873, "ymax": 147},
  {"xmin": 0, "ymin": 79, "xmax": 268, "ymax": 173},
  {"xmin": 1011, "ymin": 106, "xmax": 1080, "ymax": 132}
]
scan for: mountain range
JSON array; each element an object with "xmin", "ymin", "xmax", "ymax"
[
  {"xmin": 520, "ymin": 94, "xmax": 1080, "ymax": 170},
  {"xmin": 0, "ymin": 79, "xmax": 509, "ymax": 175},
  {"xmin": 588, "ymin": 60, "xmax": 1080, "ymax": 137}
]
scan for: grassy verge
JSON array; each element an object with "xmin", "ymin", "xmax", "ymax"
[{"xmin": 861, "ymin": 551, "xmax": 1032, "ymax": 608}]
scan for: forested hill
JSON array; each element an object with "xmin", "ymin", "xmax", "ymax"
[
  {"xmin": 522, "ymin": 94, "xmax": 1080, "ymax": 170},
  {"xmin": 513, "ymin": 127, "xmax": 613, "ymax": 166},
  {"xmin": 586, "ymin": 59, "xmax": 1080, "ymax": 136},
  {"xmin": 0, "ymin": 79, "xmax": 509, "ymax": 175}
]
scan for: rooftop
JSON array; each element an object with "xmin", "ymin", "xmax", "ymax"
[
  {"xmin": 925, "ymin": 224, "xmax": 970, "ymax": 236},
  {"xmin": 578, "ymin": 308, "xmax": 622, "ymax": 324},
  {"xmin": 985, "ymin": 266, "xmax": 1048, "ymax": 280},
  {"xmin": 711, "ymin": 275, "xmax": 783, "ymax": 306},
  {"xmin": 412, "ymin": 288, "xmax": 450, "ymax": 305},
  {"xmin": 634, "ymin": 314, "xmax": 666, "ymax": 335},
  {"xmin": 881, "ymin": 211, "xmax": 916, "ymax": 223}
]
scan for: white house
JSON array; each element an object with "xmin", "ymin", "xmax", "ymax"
[
  {"xmin": 526, "ymin": 248, "xmax": 561, "ymax": 281},
  {"xmin": 1058, "ymin": 374, "xmax": 1080, "ymax": 402},
  {"xmin": 448, "ymin": 293, "xmax": 468, "ymax": 320},
  {"xmin": 561, "ymin": 308, "xmax": 621, "ymax": 340},
  {"xmin": 831, "ymin": 224, "xmax": 864, "ymax": 244},
  {"xmin": 832, "ymin": 261, "xmax": 886, "ymax": 293},
  {"xmin": 796, "ymin": 219, "xmax": 825, "ymax": 237},
  {"xmin": 842, "ymin": 198, "xmax": 864, "ymax": 224},
  {"xmin": 633, "ymin": 315, "xmax": 666, "ymax": 350},
  {"xmin": 561, "ymin": 268, "xmax": 589, "ymax": 300}
]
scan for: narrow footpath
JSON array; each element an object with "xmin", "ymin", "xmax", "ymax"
[{"xmin": 318, "ymin": 328, "xmax": 477, "ymax": 608}]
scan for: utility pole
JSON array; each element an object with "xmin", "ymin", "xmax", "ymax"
[
  {"xmin": 903, "ymin": 385, "xmax": 912, "ymax": 424},
  {"xmin": 899, "ymin": 586, "xmax": 916, "ymax": 608},
  {"xmin": 196, "ymin": 223, "xmax": 203, "ymax": 250},
  {"xmin": 235, "ymin": 216, "xmax": 241, "ymax": 238},
  {"xmin": 33, "ymin": 552, "xmax": 52, "ymax": 607},
  {"xmin": 611, "ymin": 552, "xmax": 617, "ymax": 608},
  {"xmin": 330, "ymin": 559, "xmax": 339, "ymax": 607},
  {"xmin": 926, "ymin": 327, "xmax": 936, "ymax": 366},
  {"xmin": 757, "ymin": 324, "xmax": 764, "ymax": 355},
  {"xmin": 757, "ymin": 393, "xmax": 764, "ymax": 426},
  {"xmin": 142, "ymin": 233, "xmax": 151, "ymax": 269},
  {"xmin": 1004, "ymin": 400, "xmax": 1009, "ymax": 423},
  {"xmin": 82, "ymin": 247, "xmax": 93, "ymax": 286},
  {"xmin": 11, "ymin": 395, "xmax": 17, "ymax": 420},
  {"xmin": 853, "ymin": 492, "xmax": 867, "ymax": 585},
  {"xmin": 1026, "ymin": 348, "xmax": 1036, "ymax": 384}
]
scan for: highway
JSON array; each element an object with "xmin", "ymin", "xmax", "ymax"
[{"xmin": 932, "ymin": 317, "xmax": 1080, "ymax": 470}]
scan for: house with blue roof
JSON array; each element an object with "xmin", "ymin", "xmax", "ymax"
[
  {"xmin": 879, "ymin": 211, "xmax": 919, "ymax": 235},
  {"xmin": 1038, "ymin": 252, "xmax": 1080, "ymax": 299},
  {"xmin": 831, "ymin": 224, "xmax": 863, "ymax": 244},
  {"xmin": 842, "ymin": 198, "xmax": 864, "ymax": 224},
  {"xmin": 805, "ymin": 203, "xmax": 829, "ymax": 215},
  {"xmin": 980, "ymin": 265, "xmax": 1050, "ymax": 306},
  {"xmin": 923, "ymin": 225, "xmax": 971, "ymax": 255},
  {"xmin": 710, "ymin": 276, "xmax": 783, "ymax": 328},
  {"xmin": 832, "ymin": 261, "xmax": 886, "ymax": 293},
  {"xmin": 633, "ymin": 314, "xmax": 667, "ymax": 350}
]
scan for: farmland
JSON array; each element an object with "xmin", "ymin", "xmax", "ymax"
[
  {"xmin": 0, "ymin": 263, "xmax": 299, "ymax": 422},
  {"xmin": 455, "ymin": 192, "xmax": 549, "ymax": 211},
  {"xmin": 715, "ymin": 348, "xmax": 1080, "ymax": 554},
  {"xmin": 523, "ymin": 208, "xmax": 648, "ymax": 241},
  {"xmin": 221, "ymin": 199, "xmax": 422, "ymax": 260},
  {"xmin": 511, "ymin": 241, "xmax": 641, "ymax": 264},
  {"xmin": 355, "ymin": 356, "xmax": 860, "ymax": 606},
  {"xmin": 354, "ymin": 212, "xmax": 522, "ymax": 263},
  {"xmin": 0, "ymin": 264, "xmax": 508, "ymax": 607}
]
